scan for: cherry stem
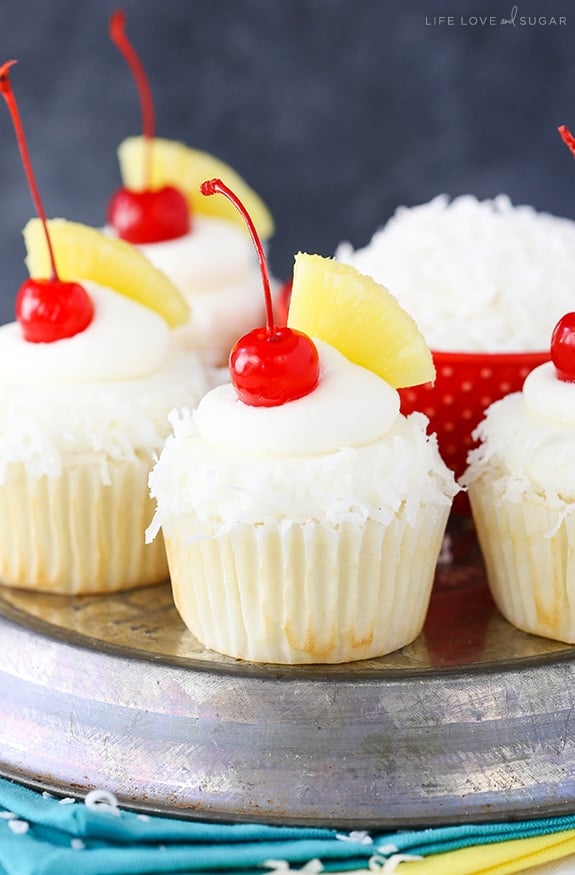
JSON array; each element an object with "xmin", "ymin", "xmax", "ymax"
[
  {"xmin": 110, "ymin": 10, "xmax": 154, "ymax": 189},
  {"xmin": 0, "ymin": 60, "xmax": 59, "ymax": 282},
  {"xmin": 558, "ymin": 124, "xmax": 575, "ymax": 157},
  {"xmin": 201, "ymin": 178, "xmax": 276, "ymax": 336}
]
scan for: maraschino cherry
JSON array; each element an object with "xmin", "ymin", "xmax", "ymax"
[
  {"xmin": 0, "ymin": 60, "xmax": 94, "ymax": 343},
  {"xmin": 551, "ymin": 312, "xmax": 575, "ymax": 382},
  {"xmin": 107, "ymin": 10, "xmax": 190, "ymax": 244},
  {"xmin": 201, "ymin": 178, "xmax": 320, "ymax": 407}
]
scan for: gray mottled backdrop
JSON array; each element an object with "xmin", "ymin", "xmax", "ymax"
[{"xmin": 0, "ymin": 0, "xmax": 574, "ymax": 324}]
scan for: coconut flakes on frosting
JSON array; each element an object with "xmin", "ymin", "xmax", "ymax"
[
  {"xmin": 147, "ymin": 408, "xmax": 457, "ymax": 543},
  {"xmin": 0, "ymin": 349, "xmax": 207, "ymax": 485},
  {"xmin": 336, "ymin": 194, "xmax": 575, "ymax": 352}
]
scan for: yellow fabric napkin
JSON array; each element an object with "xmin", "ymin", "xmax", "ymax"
[{"xmin": 388, "ymin": 827, "xmax": 575, "ymax": 874}]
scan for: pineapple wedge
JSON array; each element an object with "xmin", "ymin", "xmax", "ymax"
[
  {"xmin": 287, "ymin": 253, "xmax": 435, "ymax": 389},
  {"xmin": 23, "ymin": 218, "xmax": 190, "ymax": 329},
  {"xmin": 117, "ymin": 136, "xmax": 275, "ymax": 241}
]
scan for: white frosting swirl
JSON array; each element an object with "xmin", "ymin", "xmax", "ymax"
[
  {"xmin": 195, "ymin": 342, "xmax": 400, "ymax": 455},
  {"xmin": 137, "ymin": 219, "xmax": 253, "ymax": 290},
  {"xmin": 112, "ymin": 217, "xmax": 269, "ymax": 366},
  {"xmin": 148, "ymin": 342, "xmax": 457, "ymax": 539},
  {"xmin": 0, "ymin": 282, "xmax": 170, "ymax": 382},
  {"xmin": 464, "ymin": 363, "xmax": 575, "ymax": 500},
  {"xmin": 0, "ymin": 283, "xmax": 209, "ymax": 483},
  {"xmin": 523, "ymin": 361, "xmax": 575, "ymax": 424}
]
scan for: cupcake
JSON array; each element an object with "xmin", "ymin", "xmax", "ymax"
[
  {"xmin": 147, "ymin": 179, "xmax": 458, "ymax": 664},
  {"xmin": 463, "ymin": 313, "xmax": 575, "ymax": 643},
  {"xmin": 106, "ymin": 12, "xmax": 276, "ymax": 368},
  {"xmin": 0, "ymin": 217, "xmax": 208, "ymax": 596},
  {"xmin": 1, "ymin": 62, "xmax": 206, "ymax": 594}
]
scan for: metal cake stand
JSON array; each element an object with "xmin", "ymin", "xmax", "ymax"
[{"xmin": 1, "ymin": 517, "xmax": 575, "ymax": 829}]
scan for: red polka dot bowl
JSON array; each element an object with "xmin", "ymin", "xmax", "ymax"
[{"xmin": 399, "ymin": 349, "xmax": 550, "ymax": 509}]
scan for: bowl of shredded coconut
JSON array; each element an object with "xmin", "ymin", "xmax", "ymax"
[{"xmin": 333, "ymin": 194, "xmax": 575, "ymax": 487}]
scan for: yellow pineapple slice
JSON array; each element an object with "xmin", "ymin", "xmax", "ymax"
[
  {"xmin": 117, "ymin": 136, "xmax": 275, "ymax": 240},
  {"xmin": 23, "ymin": 218, "xmax": 189, "ymax": 329},
  {"xmin": 287, "ymin": 253, "xmax": 435, "ymax": 389}
]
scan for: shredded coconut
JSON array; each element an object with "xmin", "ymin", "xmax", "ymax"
[
  {"xmin": 263, "ymin": 861, "xmax": 323, "ymax": 873},
  {"xmin": 376, "ymin": 844, "xmax": 399, "ymax": 855},
  {"xmin": 147, "ymin": 408, "xmax": 458, "ymax": 542},
  {"xmin": 462, "ymin": 393, "xmax": 575, "ymax": 503},
  {"xmin": 148, "ymin": 342, "xmax": 458, "ymax": 540},
  {"xmin": 7, "ymin": 820, "xmax": 29, "ymax": 835},
  {"xmin": 335, "ymin": 830, "xmax": 373, "ymax": 845},
  {"xmin": 84, "ymin": 789, "xmax": 121, "ymax": 817},
  {"xmin": 0, "ymin": 349, "xmax": 207, "ymax": 485},
  {"xmin": 336, "ymin": 194, "xmax": 575, "ymax": 352}
]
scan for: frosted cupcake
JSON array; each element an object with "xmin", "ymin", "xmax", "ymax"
[
  {"xmin": 106, "ymin": 11, "xmax": 275, "ymax": 368},
  {"xmin": 0, "ymin": 55, "xmax": 208, "ymax": 593},
  {"xmin": 463, "ymin": 313, "xmax": 575, "ymax": 643},
  {"xmin": 0, "ymin": 216, "xmax": 208, "ymax": 595},
  {"xmin": 147, "ymin": 179, "xmax": 458, "ymax": 664}
]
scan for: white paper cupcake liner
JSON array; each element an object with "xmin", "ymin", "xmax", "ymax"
[
  {"xmin": 164, "ymin": 506, "xmax": 450, "ymax": 664},
  {"xmin": 0, "ymin": 458, "xmax": 168, "ymax": 594},
  {"xmin": 469, "ymin": 476, "xmax": 575, "ymax": 643}
]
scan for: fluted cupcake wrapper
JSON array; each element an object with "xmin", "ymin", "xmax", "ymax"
[
  {"xmin": 0, "ymin": 458, "xmax": 168, "ymax": 594},
  {"xmin": 164, "ymin": 507, "xmax": 450, "ymax": 664},
  {"xmin": 469, "ymin": 477, "xmax": 575, "ymax": 643}
]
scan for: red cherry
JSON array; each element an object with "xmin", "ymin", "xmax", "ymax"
[
  {"xmin": 230, "ymin": 326, "xmax": 319, "ymax": 407},
  {"xmin": 108, "ymin": 10, "xmax": 190, "ymax": 243},
  {"xmin": 16, "ymin": 278, "xmax": 94, "ymax": 343},
  {"xmin": 108, "ymin": 185, "xmax": 190, "ymax": 244},
  {"xmin": 201, "ymin": 178, "xmax": 320, "ymax": 407},
  {"xmin": 0, "ymin": 60, "xmax": 94, "ymax": 343},
  {"xmin": 551, "ymin": 312, "xmax": 575, "ymax": 381}
]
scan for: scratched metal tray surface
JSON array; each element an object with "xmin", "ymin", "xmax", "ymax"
[{"xmin": 1, "ymin": 516, "xmax": 575, "ymax": 829}]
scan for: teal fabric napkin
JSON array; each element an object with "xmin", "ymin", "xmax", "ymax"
[{"xmin": 2, "ymin": 777, "xmax": 575, "ymax": 874}]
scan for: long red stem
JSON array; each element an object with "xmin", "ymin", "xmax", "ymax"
[
  {"xmin": 110, "ymin": 10, "xmax": 155, "ymax": 188},
  {"xmin": 201, "ymin": 178, "xmax": 276, "ymax": 336},
  {"xmin": 0, "ymin": 60, "xmax": 59, "ymax": 281},
  {"xmin": 559, "ymin": 124, "xmax": 575, "ymax": 157}
]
